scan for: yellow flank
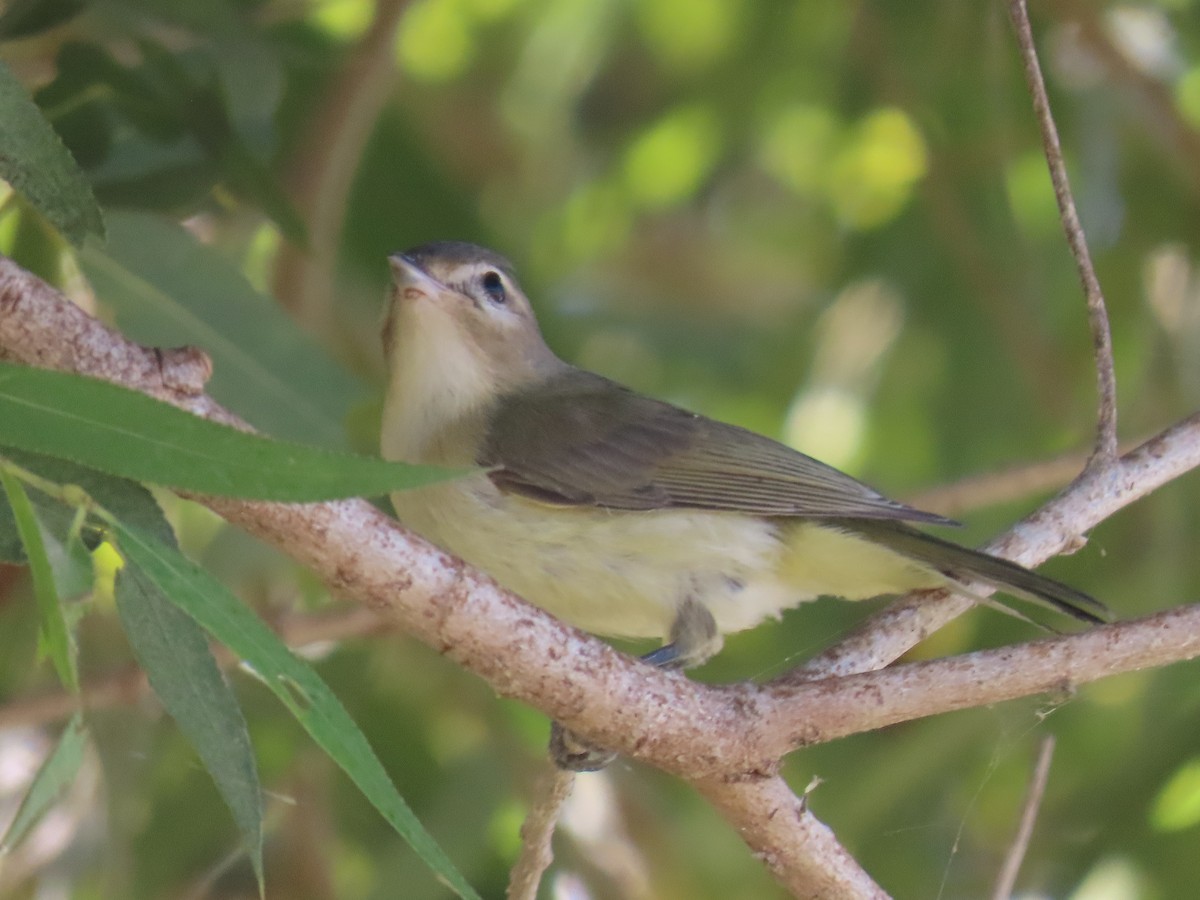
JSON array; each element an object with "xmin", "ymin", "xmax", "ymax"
[
  {"xmin": 776, "ymin": 521, "xmax": 944, "ymax": 600},
  {"xmin": 388, "ymin": 473, "xmax": 945, "ymax": 643}
]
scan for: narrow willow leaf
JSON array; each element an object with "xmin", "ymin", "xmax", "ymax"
[
  {"xmin": 0, "ymin": 59, "xmax": 103, "ymax": 244},
  {"xmin": 0, "ymin": 363, "xmax": 464, "ymax": 500},
  {"xmin": 80, "ymin": 211, "xmax": 358, "ymax": 447},
  {"xmin": 0, "ymin": 448, "xmax": 175, "ymax": 562},
  {"xmin": 0, "ymin": 0, "xmax": 85, "ymax": 39},
  {"xmin": 116, "ymin": 563, "xmax": 264, "ymax": 890},
  {"xmin": 110, "ymin": 520, "xmax": 480, "ymax": 900},
  {"xmin": 0, "ymin": 713, "xmax": 88, "ymax": 852},
  {"xmin": 2, "ymin": 450, "xmax": 171, "ymax": 535},
  {"xmin": 37, "ymin": 505, "xmax": 92, "ymax": 604},
  {"xmin": 0, "ymin": 473, "xmax": 18, "ymax": 562},
  {"xmin": 0, "ymin": 466, "xmax": 78, "ymax": 691}
]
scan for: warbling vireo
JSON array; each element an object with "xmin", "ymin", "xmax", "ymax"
[{"xmin": 380, "ymin": 242, "xmax": 1108, "ymax": 761}]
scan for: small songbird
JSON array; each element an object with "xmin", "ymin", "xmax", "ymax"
[{"xmin": 380, "ymin": 241, "xmax": 1109, "ymax": 681}]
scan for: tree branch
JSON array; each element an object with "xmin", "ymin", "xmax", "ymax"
[
  {"xmin": 1056, "ymin": 0, "xmax": 1200, "ymax": 198},
  {"xmin": 903, "ymin": 437, "xmax": 1142, "ymax": 518},
  {"xmin": 4, "ymin": 256, "xmax": 1199, "ymax": 894},
  {"xmin": 507, "ymin": 767, "xmax": 576, "ymax": 900},
  {"xmin": 754, "ymin": 604, "xmax": 1200, "ymax": 759},
  {"xmin": 693, "ymin": 774, "xmax": 888, "ymax": 899},
  {"xmin": 272, "ymin": 0, "xmax": 412, "ymax": 337},
  {"xmin": 992, "ymin": 736, "xmax": 1055, "ymax": 900},
  {"xmin": 0, "ymin": 605, "xmax": 387, "ymax": 730},
  {"xmin": 786, "ymin": 412, "xmax": 1200, "ymax": 683},
  {"xmin": 1008, "ymin": 0, "xmax": 1118, "ymax": 463}
]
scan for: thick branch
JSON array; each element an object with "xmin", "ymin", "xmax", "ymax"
[
  {"xmin": 693, "ymin": 774, "xmax": 887, "ymax": 899},
  {"xmin": 754, "ymin": 605, "xmax": 1200, "ymax": 758},
  {"xmin": 4, "ymin": 256, "xmax": 1200, "ymax": 896},
  {"xmin": 4, "ymin": 253, "xmax": 1200, "ymax": 773}
]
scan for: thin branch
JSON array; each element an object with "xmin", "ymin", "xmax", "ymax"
[
  {"xmin": 756, "ymin": 604, "xmax": 1200, "ymax": 760},
  {"xmin": 1008, "ymin": 0, "xmax": 1118, "ymax": 464},
  {"xmin": 0, "ymin": 605, "xmax": 387, "ymax": 730},
  {"xmin": 992, "ymin": 736, "xmax": 1056, "ymax": 900},
  {"xmin": 507, "ymin": 767, "xmax": 576, "ymax": 900},
  {"xmin": 272, "ymin": 0, "xmax": 411, "ymax": 337},
  {"xmin": 0, "ymin": 664, "xmax": 143, "ymax": 731},
  {"xmin": 904, "ymin": 450, "xmax": 1088, "ymax": 518},
  {"xmin": 1057, "ymin": 0, "xmax": 1200, "ymax": 198},
  {"xmin": 786, "ymin": 411, "xmax": 1200, "ymax": 683},
  {"xmin": 903, "ymin": 437, "xmax": 1141, "ymax": 518}
]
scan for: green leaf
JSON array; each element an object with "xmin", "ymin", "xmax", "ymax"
[
  {"xmin": 131, "ymin": 40, "xmax": 304, "ymax": 242},
  {"xmin": 0, "ymin": 713, "xmax": 88, "ymax": 853},
  {"xmin": 36, "ymin": 503, "xmax": 92, "ymax": 603},
  {"xmin": 0, "ymin": 466, "xmax": 79, "ymax": 692},
  {"xmin": 0, "ymin": 362, "xmax": 463, "ymax": 500},
  {"xmin": 0, "ymin": 449, "xmax": 177, "ymax": 563},
  {"xmin": 116, "ymin": 563, "xmax": 264, "ymax": 890},
  {"xmin": 0, "ymin": 0, "xmax": 85, "ymax": 39},
  {"xmin": 0, "ymin": 472, "xmax": 18, "ymax": 563},
  {"xmin": 0, "ymin": 58, "xmax": 103, "ymax": 245},
  {"xmin": 79, "ymin": 211, "xmax": 359, "ymax": 447},
  {"xmin": 109, "ymin": 520, "xmax": 481, "ymax": 900}
]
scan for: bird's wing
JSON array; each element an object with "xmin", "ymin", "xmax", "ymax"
[{"xmin": 480, "ymin": 369, "xmax": 955, "ymax": 525}]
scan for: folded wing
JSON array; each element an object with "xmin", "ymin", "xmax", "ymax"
[{"xmin": 481, "ymin": 368, "xmax": 956, "ymax": 525}]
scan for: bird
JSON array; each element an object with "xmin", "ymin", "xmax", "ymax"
[{"xmin": 379, "ymin": 241, "xmax": 1109, "ymax": 764}]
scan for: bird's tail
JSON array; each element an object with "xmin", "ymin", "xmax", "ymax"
[{"xmin": 830, "ymin": 518, "xmax": 1112, "ymax": 625}]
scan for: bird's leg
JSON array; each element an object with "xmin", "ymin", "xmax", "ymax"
[
  {"xmin": 550, "ymin": 599, "xmax": 720, "ymax": 771},
  {"xmin": 642, "ymin": 597, "xmax": 722, "ymax": 669}
]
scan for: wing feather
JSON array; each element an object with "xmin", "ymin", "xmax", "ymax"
[{"xmin": 481, "ymin": 369, "xmax": 955, "ymax": 524}]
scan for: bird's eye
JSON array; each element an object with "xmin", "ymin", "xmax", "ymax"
[{"xmin": 480, "ymin": 271, "xmax": 507, "ymax": 305}]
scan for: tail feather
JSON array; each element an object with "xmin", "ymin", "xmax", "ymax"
[{"xmin": 830, "ymin": 519, "xmax": 1112, "ymax": 625}]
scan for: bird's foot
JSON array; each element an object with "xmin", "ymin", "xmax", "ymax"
[{"xmin": 549, "ymin": 721, "xmax": 617, "ymax": 772}]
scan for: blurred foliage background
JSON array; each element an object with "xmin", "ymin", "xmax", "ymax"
[{"xmin": 1, "ymin": 0, "xmax": 1200, "ymax": 897}]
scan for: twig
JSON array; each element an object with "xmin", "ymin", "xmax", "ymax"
[
  {"xmin": 507, "ymin": 766, "xmax": 576, "ymax": 900},
  {"xmin": 786, "ymin": 412, "xmax": 1200, "ymax": 683},
  {"xmin": 906, "ymin": 452, "xmax": 1085, "ymax": 518},
  {"xmin": 991, "ymin": 736, "xmax": 1056, "ymax": 900},
  {"xmin": 272, "ymin": 0, "xmax": 411, "ymax": 337},
  {"xmin": 0, "ymin": 606, "xmax": 387, "ymax": 730},
  {"xmin": 903, "ymin": 445, "xmax": 1111, "ymax": 517},
  {"xmin": 1057, "ymin": 0, "xmax": 1200, "ymax": 197},
  {"xmin": 1008, "ymin": 0, "xmax": 1118, "ymax": 464}
]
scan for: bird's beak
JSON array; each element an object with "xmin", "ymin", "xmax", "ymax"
[{"xmin": 388, "ymin": 254, "xmax": 446, "ymax": 304}]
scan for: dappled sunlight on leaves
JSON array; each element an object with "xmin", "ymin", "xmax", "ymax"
[{"xmin": 827, "ymin": 108, "xmax": 927, "ymax": 229}]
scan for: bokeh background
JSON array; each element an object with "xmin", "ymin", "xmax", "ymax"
[{"xmin": 2, "ymin": 0, "xmax": 1200, "ymax": 897}]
